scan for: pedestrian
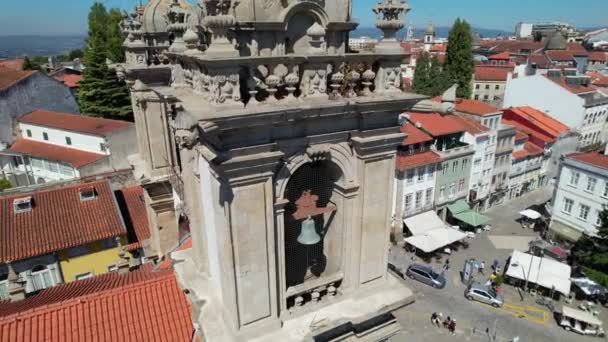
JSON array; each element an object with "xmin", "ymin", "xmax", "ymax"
[
  {"xmin": 479, "ymin": 261, "xmax": 485, "ymax": 274},
  {"xmin": 443, "ymin": 258, "xmax": 450, "ymax": 271},
  {"xmin": 443, "ymin": 316, "xmax": 451, "ymax": 329},
  {"xmin": 431, "ymin": 312, "xmax": 437, "ymax": 325},
  {"xmin": 449, "ymin": 319, "xmax": 456, "ymax": 335},
  {"xmin": 493, "ymin": 259, "xmax": 499, "ymax": 271}
]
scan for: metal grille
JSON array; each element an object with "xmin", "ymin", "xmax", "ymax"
[{"xmin": 284, "ymin": 161, "xmax": 342, "ymax": 289}]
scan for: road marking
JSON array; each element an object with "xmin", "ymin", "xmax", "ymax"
[{"xmin": 471, "ymin": 301, "xmax": 548, "ymax": 325}]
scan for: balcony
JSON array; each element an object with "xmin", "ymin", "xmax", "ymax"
[{"xmin": 432, "ymin": 143, "xmax": 474, "ymax": 160}]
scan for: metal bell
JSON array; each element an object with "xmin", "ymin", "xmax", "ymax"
[{"xmin": 297, "ymin": 217, "xmax": 321, "ymax": 245}]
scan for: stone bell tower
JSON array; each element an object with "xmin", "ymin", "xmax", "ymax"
[{"xmin": 120, "ymin": 0, "xmax": 434, "ymax": 341}]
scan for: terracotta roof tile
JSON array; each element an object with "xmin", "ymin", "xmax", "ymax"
[
  {"xmin": 528, "ymin": 54, "xmax": 550, "ymax": 68},
  {"xmin": 453, "ymin": 115, "xmax": 490, "ymax": 135},
  {"xmin": 19, "ymin": 110, "xmax": 132, "ymax": 137},
  {"xmin": 588, "ymin": 71, "xmax": 608, "ymax": 87},
  {"xmin": 53, "ymin": 74, "xmax": 81, "ymax": 88},
  {"xmin": 448, "ymin": 98, "xmax": 500, "ymax": 116},
  {"xmin": 0, "ymin": 67, "xmax": 35, "ymax": 91},
  {"xmin": 567, "ymin": 150, "xmax": 608, "ymax": 170},
  {"xmin": 512, "ymin": 142, "xmax": 544, "ymax": 160},
  {"xmin": 488, "ymin": 52, "xmax": 510, "ymax": 60},
  {"xmin": 474, "ymin": 65, "xmax": 514, "ymax": 81},
  {"xmin": 566, "ymin": 42, "xmax": 588, "ymax": 55},
  {"xmin": 117, "ymin": 186, "xmax": 151, "ymax": 248},
  {"xmin": 588, "ymin": 51, "xmax": 608, "ymax": 62},
  {"xmin": 0, "ymin": 180, "xmax": 125, "ymax": 262},
  {"xmin": 396, "ymin": 150, "xmax": 441, "ymax": 171},
  {"xmin": 0, "ymin": 268, "xmax": 193, "ymax": 342},
  {"xmin": 0, "ymin": 58, "xmax": 24, "ymax": 70},
  {"xmin": 406, "ymin": 112, "xmax": 467, "ymax": 136},
  {"xmin": 503, "ymin": 106, "xmax": 569, "ymax": 142},
  {"xmin": 9, "ymin": 139, "xmax": 107, "ymax": 168},
  {"xmin": 400, "ymin": 122, "xmax": 433, "ymax": 145},
  {"xmin": 546, "ymin": 50, "xmax": 574, "ymax": 62}
]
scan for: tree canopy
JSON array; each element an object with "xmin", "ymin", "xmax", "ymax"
[
  {"xmin": 572, "ymin": 206, "xmax": 608, "ymax": 286},
  {"xmin": 77, "ymin": 2, "xmax": 132, "ymax": 120},
  {"xmin": 0, "ymin": 178, "xmax": 12, "ymax": 191},
  {"xmin": 412, "ymin": 52, "xmax": 451, "ymax": 97},
  {"xmin": 444, "ymin": 18, "xmax": 474, "ymax": 99}
]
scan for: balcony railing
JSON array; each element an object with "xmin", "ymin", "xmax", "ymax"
[
  {"xmin": 403, "ymin": 204, "xmax": 435, "ymax": 218},
  {"xmin": 432, "ymin": 144, "xmax": 474, "ymax": 159}
]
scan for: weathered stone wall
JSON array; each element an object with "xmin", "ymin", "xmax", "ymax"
[{"xmin": 0, "ymin": 73, "xmax": 79, "ymax": 144}]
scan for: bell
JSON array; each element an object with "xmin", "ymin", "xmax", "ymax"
[{"xmin": 297, "ymin": 217, "xmax": 321, "ymax": 245}]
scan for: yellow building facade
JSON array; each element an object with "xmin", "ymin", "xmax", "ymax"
[{"xmin": 58, "ymin": 236, "xmax": 128, "ymax": 282}]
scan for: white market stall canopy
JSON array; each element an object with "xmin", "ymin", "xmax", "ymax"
[
  {"xmin": 506, "ymin": 250, "xmax": 572, "ymax": 295},
  {"xmin": 519, "ymin": 209, "xmax": 542, "ymax": 220},
  {"xmin": 562, "ymin": 306, "xmax": 603, "ymax": 327},
  {"xmin": 403, "ymin": 211, "xmax": 467, "ymax": 253}
]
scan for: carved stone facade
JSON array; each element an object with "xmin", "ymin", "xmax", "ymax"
[{"xmin": 121, "ymin": 0, "xmax": 428, "ymax": 340}]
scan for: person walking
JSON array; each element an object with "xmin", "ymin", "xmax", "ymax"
[
  {"xmin": 449, "ymin": 319, "xmax": 456, "ymax": 335},
  {"xmin": 479, "ymin": 261, "xmax": 485, "ymax": 275}
]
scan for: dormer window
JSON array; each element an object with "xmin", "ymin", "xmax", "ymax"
[
  {"xmin": 13, "ymin": 197, "xmax": 32, "ymax": 213},
  {"xmin": 79, "ymin": 187, "xmax": 96, "ymax": 201}
]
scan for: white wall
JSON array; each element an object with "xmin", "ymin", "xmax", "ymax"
[
  {"xmin": 580, "ymin": 104, "xmax": 608, "ymax": 146},
  {"xmin": 504, "ymin": 75, "xmax": 585, "ymax": 129},
  {"xmin": 399, "ymin": 164, "xmax": 437, "ymax": 217},
  {"xmin": 19, "ymin": 123, "xmax": 109, "ymax": 155},
  {"xmin": 552, "ymin": 163, "xmax": 608, "ymax": 236}
]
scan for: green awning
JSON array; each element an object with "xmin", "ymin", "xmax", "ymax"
[
  {"xmin": 549, "ymin": 222, "xmax": 583, "ymax": 242},
  {"xmin": 453, "ymin": 211, "xmax": 490, "ymax": 227},
  {"xmin": 447, "ymin": 200, "xmax": 470, "ymax": 215}
]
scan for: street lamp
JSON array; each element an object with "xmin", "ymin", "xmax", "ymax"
[{"xmin": 510, "ymin": 262, "xmax": 529, "ymax": 294}]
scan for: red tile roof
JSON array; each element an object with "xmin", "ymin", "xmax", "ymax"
[
  {"xmin": 396, "ymin": 150, "xmax": 441, "ymax": 171},
  {"xmin": 452, "ymin": 98, "xmax": 501, "ymax": 116},
  {"xmin": 0, "ymin": 268, "xmax": 193, "ymax": 342},
  {"xmin": 453, "ymin": 115, "xmax": 490, "ymax": 135},
  {"xmin": 430, "ymin": 44, "xmax": 447, "ymax": 53},
  {"xmin": 0, "ymin": 265, "xmax": 158, "ymax": 317},
  {"xmin": 19, "ymin": 109, "xmax": 132, "ymax": 137},
  {"xmin": 406, "ymin": 112, "xmax": 466, "ymax": 136},
  {"xmin": 0, "ymin": 180, "xmax": 125, "ymax": 262},
  {"xmin": 0, "ymin": 58, "xmax": 24, "ymax": 70},
  {"xmin": 503, "ymin": 106, "xmax": 569, "ymax": 139},
  {"xmin": 118, "ymin": 186, "xmax": 151, "ymax": 251},
  {"xmin": 546, "ymin": 50, "xmax": 574, "ymax": 62},
  {"xmin": 401, "ymin": 122, "xmax": 433, "ymax": 145},
  {"xmin": 588, "ymin": 71, "xmax": 608, "ymax": 87},
  {"xmin": 474, "ymin": 65, "xmax": 513, "ymax": 81},
  {"xmin": 512, "ymin": 142, "xmax": 544, "ymax": 160},
  {"xmin": 53, "ymin": 74, "xmax": 81, "ymax": 88},
  {"xmin": 566, "ymin": 42, "xmax": 588, "ymax": 55},
  {"xmin": 567, "ymin": 150, "xmax": 608, "ymax": 170},
  {"xmin": 488, "ymin": 52, "xmax": 510, "ymax": 60},
  {"xmin": 588, "ymin": 51, "xmax": 608, "ymax": 62},
  {"xmin": 0, "ymin": 67, "xmax": 35, "ymax": 91},
  {"xmin": 528, "ymin": 54, "xmax": 550, "ymax": 68},
  {"xmin": 514, "ymin": 129, "xmax": 529, "ymax": 142},
  {"xmin": 545, "ymin": 75, "xmax": 597, "ymax": 94},
  {"xmin": 9, "ymin": 139, "xmax": 107, "ymax": 168}
]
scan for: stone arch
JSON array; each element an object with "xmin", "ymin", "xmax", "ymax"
[
  {"xmin": 280, "ymin": 2, "xmax": 329, "ymax": 54},
  {"xmin": 275, "ymin": 143, "xmax": 355, "ymax": 199},
  {"xmin": 279, "ymin": 2, "xmax": 329, "ymax": 28}
]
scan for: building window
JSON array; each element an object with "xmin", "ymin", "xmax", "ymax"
[
  {"xmin": 587, "ymin": 177, "xmax": 597, "ymax": 193},
  {"xmin": 563, "ymin": 198, "xmax": 574, "ymax": 214},
  {"xmin": 449, "ymin": 184, "xmax": 456, "ymax": 197},
  {"xmin": 474, "ymin": 158, "xmax": 482, "ymax": 166},
  {"xmin": 495, "ymin": 85, "xmax": 500, "ymax": 90},
  {"xmin": 462, "ymin": 159, "xmax": 468, "ymax": 170},
  {"xmin": 427, "ymin": 165, "xmax": 435, "ymax": 180},
  {"xmin": 439, "ymin": 186, "xmax": 445, "ymax": 199},
  {"xmin": 458, "ymin": 179, "xmax": 465, "ymax": 192},
  {"xmin": 31, "ymin": 158, "xmax": 43, "ymax": 169},
  {"xmin": 597, "ymin": 211, "xmax": 603, "ymax": 226},
  {"xmin": 42, "ymin": 132, "xmax": 48, "ymax": 141},
  {"xmin": 484, "ymin": 95, "xmax": 489, "ymax": 101},
  {"xmin": 100, "ymin": 143, "xmax": 107, "ymax": 152},
  {"xmin": 405, "ymin": 194, "xmax": 413, "ymax": 212},
  {"xmin": 485, "ymin": 84, "xmax": 490, "ymax": 90},
  {"xmin": 425, "ymin": 188, "xmax": 433, "ymax": 205},
  {"xmin": 474, "ymin": 95, "xmax": 479, "ymax": 100},
  {"xmin": 569, "ymin": 171, "xmax": 580, "ymax": 187},
  {"xmin": 579, "ymin": 204, "xmax": 590, "ymax": 221},
  {"xmin": 0, "ymin": 273, "xmax": 8, "ymax": 300},
  {"xmin": 415, "ymin": 191, "xmax": 423, "ymax": 209},
  {"xmin": 603, "ymin": 182, "xmax": 608, "ymax": 197},
  {"xmin": 452, "ymin": 161, "xmax": 458, "ymax": 173},
  {"xmin": 442, "ymin": 163, "xmax": 448, "ymax": 175},
  {"xmin": 75, "ymin": 272, "xmax": 93, "ymax": 281},
  {"xmin": 26, "ymin": 129, "xmax": 32, "ymax": 138},
  {"xmin": 46, "ymin": 161, "xmax": 58, "ymax": 173},
  {"xmin": 58, "ymin": 164, "xmax": 73, "ymax": 176},
  {"xmin": 30, "ymin": 265, "xmax": 53, "ymax": 291},
  {"xmin": 406, "ymin": 169, "xmax": 415, "ymax": 184},
  {"xmin": 417, "ymin": 167, "xmax": 425, "ymax": 182},
  {"xmin": 475, "ymin": 84, "xmax": 480, "ymax": 89},
  {"xmin": 65, "ymin": 137, "xmax": 72, "ymax": 145}
]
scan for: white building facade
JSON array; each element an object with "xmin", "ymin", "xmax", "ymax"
[{"xmin": 550, "ymin": 149, "xmax": 608, "ymax": 242}]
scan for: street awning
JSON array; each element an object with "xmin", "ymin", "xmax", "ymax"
[
  {"xmin": 572, "ymin": 277, "xmax": 608, "ymax": 297},
  {"xmin": 562, "ymin": 306, "xmax": 603, "ymax": 326},
  {"xmin": 453, "ymin": 211, "xmax": 490, "ymax": 227},
  {"xmin": 447, "ymin": 200, "xmax": 470, "ymax": 215},
  {"xmin": 403, "ymin": 211, "xmax": 467, "ymax": 253},
  {"xmin": 506, "ymin": 250, "xmax": 572, "ymax": 295},
  {"xmin": 519, "ymin": 209, "xmax": 542, "ymax": 220},
  {"xmin": 404, "ymin": 227, "xmax": 467, "ymax": 253}
]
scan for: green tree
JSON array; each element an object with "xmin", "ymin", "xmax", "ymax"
[
  {"xmin": 78, "ymin": 2, "xmax": 132, "ymax": 120},
  {"xmin": 412, "ymin": 52, "xmax": 431, "ymax": 95},
  {"xmin": 106, "ymin": 9, "xmax": 126, "ymax": 63},
  {"xmin": 22, "ymin": 56, "xmax": 40, "ymax": 71},
  {"xmin": 69, "ymin": 49, "xmax": 84, "ymax": 60},
  {"xmin": 444, "ymin": 18, "xmax": 474, "ymax": 98},
  {"xmin": 428, "ymin": 56, "xmax": 451, "ymax": 96},
  {"xmin": 0, "ymin": 178, "xmax": 12, "ymax": 191},
  {"xmin": 597, "ymin": 206, "xmax": 608, "ymax": 239}
]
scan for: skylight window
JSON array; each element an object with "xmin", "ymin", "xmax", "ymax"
[
  {"xmin": 79, "ymin": 187, "xmax": 96, "ymax": 201},
  {"xmin": 13, "ymin": 197, "xmax": 32, "ymax": 213}
]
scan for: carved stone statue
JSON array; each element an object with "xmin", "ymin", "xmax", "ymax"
[{"xmin": 172, "ymin": 111, "xmax": 200, "ymax": 149}]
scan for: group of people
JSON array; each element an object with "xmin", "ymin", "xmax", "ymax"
[{"xmin": 430, "ymin": 312, "xmax": 457, "ymax": 335}]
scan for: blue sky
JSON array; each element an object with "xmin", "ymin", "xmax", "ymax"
[{"xmin": 0, "ymin": 0, "xmax": 606, "ymax": 35}]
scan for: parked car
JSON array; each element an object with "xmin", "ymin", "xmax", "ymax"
[
  {"xmin": 405, "ymin": 264, "xmax": 446, "ymax": 289},
  {"xmin": 465, "ymin": 282, "xmax": 504, "ymax": 307}
]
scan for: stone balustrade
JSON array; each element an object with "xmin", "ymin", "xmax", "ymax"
[
  {"xmin": 168, "ymin": 52, "xmax": 405, "ymax": 107},
  {"xmin": 285, "ymin": 274, "xmax": 343, "ymax": 310}
]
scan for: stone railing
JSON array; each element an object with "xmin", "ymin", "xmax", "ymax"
[
  {"xmin": 432, "ymin": 143, "xmax": 474, "ymax": 159},
  {"xmin": 169, "ymin": 53, "xmax": 405, "ymax": 107},
  {"xmin": 285, "ymin": 273, "xmax": 343, "ymax": 310}
]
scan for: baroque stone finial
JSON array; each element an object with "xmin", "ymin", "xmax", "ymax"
[
  {"xmin": 373, "ymin": 0, "xmax": 410, "ymax": 53},
  {"xmin": 202, "ymin": 0, "xmax": 240, "ymax": 57}
]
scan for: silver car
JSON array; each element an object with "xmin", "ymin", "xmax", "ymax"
[
  {"xmin": 405, "ymin": 264, "xmax": 446, "ymax": 289},
  {"xmin": 465, "ymin": 282, "xmax": 504, "ymax": 307}
]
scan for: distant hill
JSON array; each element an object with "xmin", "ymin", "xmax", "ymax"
[
  {"xmin": 351, "ymin": 26, "xmax": 512, "ymax": 40},
  {"xmin": 0, "ymin": 35, "xmax": 85, "ymax": 59}
]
